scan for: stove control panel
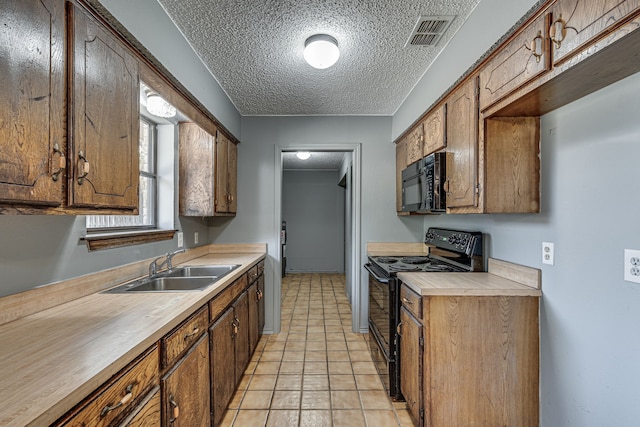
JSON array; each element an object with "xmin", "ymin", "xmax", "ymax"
[{"xmin": 425, "ymin": 228, "xmax": 482, "ymax": 256}]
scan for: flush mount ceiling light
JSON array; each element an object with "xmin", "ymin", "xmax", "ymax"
[
  {"xmin": 145, "ymin": 91, "xmax": 176, "ymax": 118},
  {"xmin": 296, "ymin": 151, "xmax": 311, "ymax": 160},
  {"xmin": 303, "ymin": 34, "xmax": 340, "ymax": 69}
]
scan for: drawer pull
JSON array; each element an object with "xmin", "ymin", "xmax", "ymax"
[
  {"xmin": 257, "ymin": 289, "xmax": 263, "ymax": 301},
  {"xmin": 77, "ymin": 150, "xmax": 90, "ymax": 185},
  {"xmin": 169, "ymin": 394, "xmax": 180, "ymax": 423},
  {"xmin": 51, "ymin": 143, "xmax": 66, "ymax": 182},
  {"xmin": 397, "ymin": 321, "xmax": 403, "ymax": 336},
  {"xmin": 232, "ymin": 318, "xmax": 239, "ymax": 335},
  {"xmin": 402, "ymin": 297, "xmax": 413, "ymax": 305},
  {"xmin": 530, "ymin": 31, "xmax": 543, "ymax": 63},
  {"xmin": 184, "ymin": 326, "xmax": 200, "ymax": 340},
  {"xmin": 100, "ymin": 384, "xmax": 133, "ymax": 417},
  {"xmin": 549, "ymin": 14, "xmax": 566, "ymax": 49}
]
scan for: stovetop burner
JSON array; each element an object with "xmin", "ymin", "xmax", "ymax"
[
  {"xmin": 375, "ymin": 257, "xmax": 398, "ymax": 264},
  {"xmin": 400, "ymin": 256, "xmax": 429, "ymax": 264}
]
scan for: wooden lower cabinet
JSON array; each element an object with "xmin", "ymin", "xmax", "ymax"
[
  {"xmin": 161, "ymin": 334, "xmax": 210, "ymax": 427},
  {"xmin": 248, "ymin": 281, "xmax": 260, "ymax": 354},
  {"xmin": 257, "ymin": 274, "xmax": 265, "ymax": 334},
  {"xmin": 399, "ymin": 306, "xmax": 423, "ymax": 426},
  {"xmin": 210, "ymin": 307, "xmax": 237, "ymax": 426},
  {"xmin": 118, "ymin": 388, "xmax": 161, "ymax": 427},
  {"xmin": 233, "ymin": 291, "xmax": 250, "ymax": 383}
]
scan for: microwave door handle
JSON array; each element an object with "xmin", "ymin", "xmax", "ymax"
[{"xmin": 364, "ymin": 264, "xmax": 389, "ymax": 284}]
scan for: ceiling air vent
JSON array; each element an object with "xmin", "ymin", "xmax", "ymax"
[{"xmin": 406, "ymin": 15, "xmax": 456, "ymax": 47}]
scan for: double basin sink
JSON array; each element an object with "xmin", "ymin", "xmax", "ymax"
[{"xmin": 105, "ymin": 264, "xmax": 240, "ymax": 293}]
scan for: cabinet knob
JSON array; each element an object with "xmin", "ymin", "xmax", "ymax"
[
  {"xmin": 530, "ymin": 30, "xmax": 543, "ymax": 63},
  {"xmin": 397, "ymin": 321, "xmax": 403, "ymax": 336},
  {"xmin": 169, "ymin": 394, "xmax": 180, "ymax": 423},
  {"xmin": 51, "ymin": 143, "xmax": 66, "ymax": 182},
  {"xmin": 77, "ymin": 150, "xmax": 90, "ymax": 185},
  {"xmin": 549, "ymin": 14, "xmax": 566, "ymax": 49},
  {"xmin": 100, "ymin": 384, "xmax": 133, "ymax": 417},
  {"xmin": 402, "ymin": 297, "xmax": 413, "ymax": 305},
  {"xmin": 184, "ymin": 326, "xmax": 200, "ymax": 340}
]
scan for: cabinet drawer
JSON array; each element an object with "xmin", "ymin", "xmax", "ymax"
[
  {"xmin": 400, "ymin": 285, "xmax": 422, "ymax": 319},
  {"xmin": 479, "ymin": 12, "xmax": 550, "ymax": 111},
  {"xmin": 117, "ymin": 387, "xmax": 161, "ymax": 427},
  {"xmin": 209, "ymin": 274, "xmax": 248, "ymax": 322},
  {"xmin": 247, "ymin": 264, "xmax": 260, "ymax": 283},
  {"xmin": 57, "ymin": 345, "xmax": 159, "ymax": 426},
  {"xmin": 162, "ymin": 306, "xmax": 208, "ymax": 368}
]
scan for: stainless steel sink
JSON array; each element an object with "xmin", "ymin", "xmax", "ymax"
[
  {"xmin": 103, "ymin": 264, "xmax": 240, "ymax": 293},
  {"xmin": 164, "ymin": 264, "xmax": 240, "ymax": 278}
]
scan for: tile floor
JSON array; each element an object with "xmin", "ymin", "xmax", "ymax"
[{"xmin": 221, "ymin": 273, "xmax": 414, "ymax": 426}]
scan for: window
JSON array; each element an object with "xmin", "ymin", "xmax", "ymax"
[{"xmin": 86, "ymin": 117, "xmax": 158, "ymax": 231}]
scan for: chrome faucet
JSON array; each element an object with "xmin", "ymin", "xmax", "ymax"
[{"xmin": 148, "ymin": 249, "xmax": 186, "ymax": 276}]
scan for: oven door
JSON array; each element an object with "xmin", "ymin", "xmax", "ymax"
[{"xmin": 365, "ymin": 263, "xmax": 401, "ymax": 399}]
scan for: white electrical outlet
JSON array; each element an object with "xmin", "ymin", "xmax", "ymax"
[
  {"xmin": 624, "ymin": 249, "xmax": 640, "ymax": 284},
  {"xmin": 194, "ymin": 231, "xmax": 199, "ymax": 245},
  {"xmin": 177, "ymin": 232, "xmax": 184, "ymax": 248},
  {"xmin": 542, "ymin": 242, "xmax": 554, "ymax": 265}
]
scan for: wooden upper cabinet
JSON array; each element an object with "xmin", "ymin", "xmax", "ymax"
[
  {"xmin": 0, "ymin": 0, "xmax": 66, "ymax": 207},
  {"xmin": 422, "ymin": 104, "xmax": 447, "ymax": 156},
  {"xmin": 214, "ymin": 131, "xmax": 237, "ymax": 215},
  {"xmin": 550, "ymin": 0, "xmax": 640, "ymax": 66},
  {"xmin": 405, "ymin": 124, "xmax": 425, "ymax": 165},
  {"xmin": 179, "ymin": 123, "xmax": 215, "ymax": 216},
  {"xmin": 68, "ymin": 3, "xmax": 139, "ymax": 210},
  {"xmin": 479, "ymin": 12, "xmax": 550, "ymax": 111},
  {"xmin": 395, "ymin": 138, "xmax": 408, "ymax": 213},
  {"xmin": 445, "ymin": 77, "xmax": 479, "ymax": 209}
]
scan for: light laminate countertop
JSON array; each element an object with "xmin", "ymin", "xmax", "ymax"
[
  {"xmin": 0, "ymin": 248, "xmax": 266, "ymax": 426},
  {"xmin": 398, "ymin": 271, "xmax": 542, "ymax": 297}
]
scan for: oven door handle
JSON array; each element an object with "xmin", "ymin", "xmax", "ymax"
[{"xmin": 364, "ymin": 263, "xmax": 389, "ymax": 284}]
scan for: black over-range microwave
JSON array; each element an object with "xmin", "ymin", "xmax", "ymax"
[{"xmin": 401, "ymin": 152, "xmax": 446, "ymax": 213}]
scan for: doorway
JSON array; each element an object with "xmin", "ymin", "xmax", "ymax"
[{"xmin": 273, "ymin": 144, "xmax": 362, "ymax": 333}]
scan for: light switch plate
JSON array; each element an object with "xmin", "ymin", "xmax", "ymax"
[
  {"xmin": 624, "ymin": 249, "xmax": 640, "ymax": 284},
  {"xmin": 177, "ymin": 232, "xmax": 184, "ymax": 248},
  {"xmin": 194, "ymin": 231, "xmax": 199, "ymax": 245},
  {"xmin": 542, "ymin": 242, "xmax": 554, "ymax": 265}
]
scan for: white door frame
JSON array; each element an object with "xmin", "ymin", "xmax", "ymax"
[{"xmin": 273, "ymin": 143, "xmax": 362, "ymax": 333}]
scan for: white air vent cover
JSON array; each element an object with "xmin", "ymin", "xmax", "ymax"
[{"xmin": 406, "ymin": 15, "xmax": 456, "ymax": 47}]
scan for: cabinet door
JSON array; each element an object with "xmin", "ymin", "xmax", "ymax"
[
  {"xmin": 247, "ymin": 282, "xmax": 259, "ymax": 355},
  {"xmin": 68, "ymin": 4, "xmax": 139, "ymax": 210},
  {"xmin": 423, "ymin": 105, "xmax": 447, "ymax": 156},
  {"xmin": 258, "ymin": 274, "xmax": 265, "ymax": 335},
  {"xmin": 162, "ymin": 335, "xmax": 209, "ymax": 427},
  {"xmin": 446, "ymin": 77, "xmax": 479, "ymax": 209},
  {"xmin": 178, "ymin": 123, "xmax": 215, "ymax": 216},
  {"xmin": 227, "ymin": 139, "xmax": 238, "ymax": 213},
  {"xmin": 406, "ymin": 124, "xmax": 425, "ymax": 165},
  {"xmin": 210, "ymin": 307, "xmax": 236, "ymax": 426},
  {"xmin": 0, "ymin": 0, "xmax": 65, "ymax": 207},
  {"xmin": 233, "ymin": 291, "xmax": 250, "ymax": 383},
  {"xmin": 395, "ymin": 139, "xmax": 408, "ymax": 212},
  {"xmin": 118, "ymin": 389, "xmax": 161, "ymax": 427},
  {"xmin": 214, "ymin": 131, "xmax": 230, "ymax": 213},
  {"xmin": 550, "ymin": 0, "xmax": 640, "ymax": 65},
  {"xmin": 400, "ymin": 307, "xmax": 423, "ymax": 426},
  {"xmin": 479, "ymin": 13, "xmax": 550, "ymax": 110}
]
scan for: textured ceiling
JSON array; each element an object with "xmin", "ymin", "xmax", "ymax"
[
  {"xmin": 282, "ymin": 151, "xmax": 346, "ymax": 170},
  {"xmin": 157, "ymin": 0, "xmax": 481, "ymax": 116}
]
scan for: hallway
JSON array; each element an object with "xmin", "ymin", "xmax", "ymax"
[{"xmin": 221, "ymin": 273, "xmax": 414, "ymax": 426}]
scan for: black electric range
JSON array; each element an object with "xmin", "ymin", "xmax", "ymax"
[{"xmin": 365, "ymin": 227, "xmax": 484, "ymax": 400}]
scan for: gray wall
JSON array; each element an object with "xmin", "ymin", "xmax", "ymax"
[
  {"xmin": 209, "ymin": 116, "xmax": 425, "ymax": 333},
  {"xmin": 282, "ymin": 170, "xmax": 345, "ymax": 273}
]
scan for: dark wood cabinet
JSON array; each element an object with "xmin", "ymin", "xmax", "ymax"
[
  {"xmin": 161, "ymin": 335, "xmax": 209, "ymax": 427},
  {"xmin": 233, "ymin": 291, "xmax": 250, "ymax": 382},
  {"xmin": 214, "ymin": 130, "xmax": 238, "ymax": 215},
  {"xmin": 248, "ymin": 281, "xmax": 259, "ymax": 355},
  {"xmin": 0, "ymin": 0, "xmax": 66, "ymax": 208},
  {"xmin": 257, "ymin": 273, "xmax": 265, "ymax": 335},
  {"xmin": 178, "ymin": 122, "xmax": 215, "ymax": 216},
  {"xmin": 118, "ymin": 388, "xmax": 161, "ymax": 427},
  {"xmin": 395, "ymin": 138, "xmax": 408, "ymax": 213},
  {"xmin": 445, "ymin": 77, "xmax": 479, "ymax": 209},
  {"xmin": 209, "ymin": 307, "xmax": 236, "ymax": 426},
  {"xmin": 68, "ymin": 3, "xmax": 139, "ymax": 211}
]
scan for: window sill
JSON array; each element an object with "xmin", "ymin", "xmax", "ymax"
[{"xmin": 82, "ymin": 229, "xmax": 177, "ymax": 251}]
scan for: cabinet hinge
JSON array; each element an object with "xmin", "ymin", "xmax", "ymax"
[
  {"xmin": 419, "ymin": 335, "xmax": 424, "ymax": 347},
  {"xmin": 476, "ymin": 183, "xmax": 480, "ymax": 195},
  {"xmin": 420, "ymin": 407, "xmax": 425, "ymax": 419}
]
